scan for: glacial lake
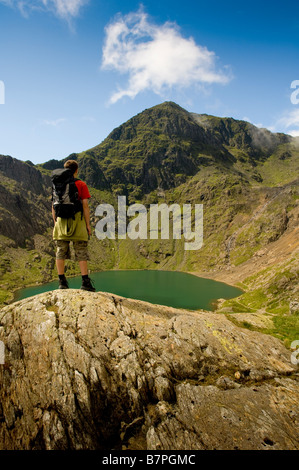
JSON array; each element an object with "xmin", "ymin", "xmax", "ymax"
[{"xmin": 14, "ymin": 270, "xmax": 242, "ymax": 311}]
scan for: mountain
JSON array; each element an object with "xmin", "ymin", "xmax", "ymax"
[
  {"xmin": 40, "ymin": 102, "xmax": 295, "ymax": 196},
  {"xmin": 0, "ymin": 102, "xmax": 298, "ymax": 345}
]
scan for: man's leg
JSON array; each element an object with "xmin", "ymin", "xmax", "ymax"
[
  {"xmin": 78, "ymin": 260, "xmax": 88, "ymax": 276},
  {"xmin": 56, "ymin": 258, "xmax": 65, "ymax": 275},
  {"xmin": 74, "ymin": 241, "xmax": 95, "ymax": 292},
  {"xmin": 56, "ymin": 241, "xmax": 70, "ymax": 289}
]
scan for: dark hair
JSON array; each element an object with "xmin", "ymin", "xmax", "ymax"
[{"xmin": 64, "ymin": 160, "xmax": 78, "ymax": 174}]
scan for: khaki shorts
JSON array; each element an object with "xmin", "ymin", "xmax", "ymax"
[{"xmin": 55, "ymin": 240, "xmax": 90, "ymax": 261}]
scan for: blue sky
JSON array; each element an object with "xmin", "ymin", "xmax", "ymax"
[{"xmin": 0, "ymin": 0, "xmax": 299, "ymax": 164}]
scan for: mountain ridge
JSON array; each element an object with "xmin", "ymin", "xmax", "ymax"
[
  {"xmin": 0, "ymin": 102, "xmax": 298, "ymax": 343},
  {"xmin": 39, "ymin": 101, "xmax": 297, "ymax": 194}
]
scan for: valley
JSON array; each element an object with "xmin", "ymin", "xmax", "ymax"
[{"xmin": 0, "ymin": 101, "xmax": 298, "ymax": 345}]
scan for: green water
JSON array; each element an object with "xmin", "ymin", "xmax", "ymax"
[{"xmin": 14, "ymin": 270, "xmax": 242, "ymax": 311}]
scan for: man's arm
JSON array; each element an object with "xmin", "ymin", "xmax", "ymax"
[
  {"xmin": 52, "ymin": 205, "xmax": 56, "ymax": 223},
  {"xmin": 82, "ymin": 199, "xmax": 91, "ymax": 236}
]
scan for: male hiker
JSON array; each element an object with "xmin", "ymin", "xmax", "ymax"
[{"xmin": 51, "ymin": 159, "xmax": 96, "ymax": 292}]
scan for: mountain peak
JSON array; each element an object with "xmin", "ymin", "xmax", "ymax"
[{"xmin": 40, "ymin": 102, "xmax": 296, "ymax": 195}]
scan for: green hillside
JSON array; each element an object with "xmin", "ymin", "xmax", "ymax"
[{"xmin": 0, "ymin": 102, "xmax": 298, "ymax": 344}]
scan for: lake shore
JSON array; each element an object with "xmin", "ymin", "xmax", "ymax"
[{"xmin": 11, "ymin": 269, "xmax": 243, "ymax": 311}]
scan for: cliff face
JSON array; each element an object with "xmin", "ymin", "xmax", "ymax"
[
  {"xmin": 0, "ymin": 155, "xmax": 48, "ymax": 194},
  {"xmin": 0, "ymin": 155, "xmax": 51, "ymax": 245},
  {"xmin": 0, "ymin": 290, "xmax": 298, "ymax": 450}
]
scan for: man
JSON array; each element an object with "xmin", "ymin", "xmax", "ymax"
[{"xmin": 52, "ymin": 159, "xmax": 95, "ymax": 292}]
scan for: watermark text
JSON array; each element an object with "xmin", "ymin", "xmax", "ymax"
[
  {"xmin": 95, "ymin": 196, "xmax": 203, "ymax": 250},
  {"xmin": 290, "ymin": 80, "xmax": 299, "ymax": 105}
]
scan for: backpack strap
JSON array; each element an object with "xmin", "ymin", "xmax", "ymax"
[{"xmin": 73, "ymin": 178, "xmax": 83, "ymax": 219}]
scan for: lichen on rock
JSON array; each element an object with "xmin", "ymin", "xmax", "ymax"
[{"xmin": 0, "ymin": 289, "xmax": 298, "ymax": 450}]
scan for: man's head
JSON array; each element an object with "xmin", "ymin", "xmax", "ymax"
[{"xmin": 64, "ymin": 160, "xmax": 78, "ymax": 175}]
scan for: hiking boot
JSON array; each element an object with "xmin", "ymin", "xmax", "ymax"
[
  {"xmin": 81, "ymin": 277, "xmax": 96, "ymax": 292},
  {"xmin": 59, "ymin": 277, "xmax": 69, "ymax": 289}
]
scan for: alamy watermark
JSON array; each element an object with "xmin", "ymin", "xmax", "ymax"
[
  {"xmin": 290, "ymin": 80, "xmax": 299, "ymax": 105},
  {"xmin": 0, "ymin": 81, "xmax": 5, "ymax": 105},
  {"xmin": 0, "ymin": 340, "xmax": 4, "ymax": 364},
  {"xmin": 95, "ymin": 196, "xmax": 203, "ymax": 250}
]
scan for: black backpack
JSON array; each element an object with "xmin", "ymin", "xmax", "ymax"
[{"xmin": 51, "ymin": 168, "xmax": 82, "ymax": 219}]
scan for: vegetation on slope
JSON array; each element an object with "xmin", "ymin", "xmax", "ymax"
[{"xmin": 0, "ymin": 102, "xmax": 298, "ymax": 345}]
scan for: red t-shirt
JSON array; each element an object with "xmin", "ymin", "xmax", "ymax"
[{"xmin": 75, "ymin": 180, "xmax": 91, "ymax": 200}]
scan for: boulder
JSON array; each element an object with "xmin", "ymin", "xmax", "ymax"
[{"xmin": 0, "ymin": 290, "xmax": 298, "ymax": 450}]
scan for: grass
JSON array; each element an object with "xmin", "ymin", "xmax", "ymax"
[
  {"xmin": 226, "ymin": 311, "xmax": 299, "ymax": 348},
  {"xmin": 257, "ymin": 145, "xmax": 299, "ymax": 186},
  {"xmin": 218, "ymin": 251, "xmax": 299, "ymax": 347},
  {"xmin": 272, "ymin": 315, "xmax": 299, "ymax": 347}
]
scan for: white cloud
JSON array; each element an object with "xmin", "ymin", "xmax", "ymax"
[
  {"xmin": 81, "ymin": 115, "xmax": 96, "ymax": 122},
  {"xmin": 102, "ymin": 9, "xmax": 232, "ymax": 104},
  {"xmin": 288, "ymin": 129, "xmax": 299, "ymax": 137},
  {"xmin": 274, "ymin": 109, "xmax": 299, "ymax": 136},
  {"xmin": 240, "ymin": 111, "xmax": 299, "ymax": 138},
  {"xmin": 42, "ymin": 0, "xmax": 88, "ymax": 19},
  {"xmin": 278, "ymin": 109, "xmax": 299, "ymax": 129},
  {"xmin": 0, "ymin": 0, "xmax": 88, "ymax": 20},
  {"xmin": 42, "ymin": 117, "xmax": 66, "ymax": 126}
]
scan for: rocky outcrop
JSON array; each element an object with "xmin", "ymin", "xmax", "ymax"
[
  {"xmin": 0, "ymin": 290, "xmax": 298, "ymax": 450},
  {"xmin": 0, "ymin": 155, "xmax": 51, "ymax": 245},
  {"xmin": 0, "ymin": 155, "xmax": 49, "ymax": 194}
]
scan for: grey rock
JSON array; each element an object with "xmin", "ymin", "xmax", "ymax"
[{"xmin": 0, "ymin": 290, "xmax": 298, "ymax": 450}]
